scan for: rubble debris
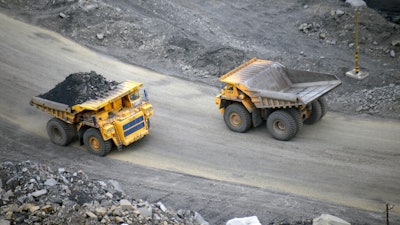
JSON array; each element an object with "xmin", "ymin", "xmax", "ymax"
[
  {"xmin": 0, "ymin": 161, "xmax": 208, "ymax": 225},
  {"xmin": 38, "ymin": 71, "xmax": 119, "ymax": 106}
]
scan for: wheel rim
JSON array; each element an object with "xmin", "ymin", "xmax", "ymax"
[
  {"xmin": 273, "ymin": 119, "xmax": 286, "ymax": 134},
  {"xmin": 229, "ymin": 112, "xmax": 242, "ymax": 127},
  {"xmin": 88, "ymin": 136, "xmax": 101, "ymax": 151},
  {"xmin": 52, "ymin": 127, "xmax": 62, "ymax": 141}
]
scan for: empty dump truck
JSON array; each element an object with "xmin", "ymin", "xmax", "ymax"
[
  {"xmin": 215, "ymin": 58, "xmax": 342, "ymax": 141},
  {"xmin": 31, "ymin": 80, "xmax": 153, "ymax": 156}
]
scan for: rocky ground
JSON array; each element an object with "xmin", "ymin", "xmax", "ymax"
[{"xmin": 0, "ymin": 161, "xmax": 210, "ymax": 225}]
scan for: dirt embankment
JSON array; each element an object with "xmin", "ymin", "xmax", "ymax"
[{"xmin": 1, "ymin": 0, "xmax": 399, "ymax": 119}]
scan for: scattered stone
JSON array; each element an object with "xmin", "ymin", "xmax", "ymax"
[
  {"xmin": 96, "ymin": 33, "xmax": 104, "ymax": 40},
  {"xmin": 335, "ymin": 10, "xmax": 345, "ymax": 17},
  {"xmin": 390, "ymin": 50, "xmax": 396, "ymax": 58},
  {"xmin": 319, "ymin": 33, "xmax": 326, "ymax": 39},
  {"xmin": 313, "ymin": 214, "xmax": 351, "ymax": 225},
  {"xmin": 31, "ymin": 189, "xmax": 47, "ymax": 198},
  {"xmin": 157, "ymin": 201, "xmax": 167, "ymax": 212},
  {"xmin": 119, "ymin": 199, "xmax": 134, "ymax": 210},
  {"xmin": 85, "ymin": 210, "xmax": 98, "ymax": 219},
  {"xmin": 59, "ymin": 12, "xmax": 67, "ymax": 18},
  {"xmin": 0, "ymin": 161, "xmax": 209, "ymax": 225},
  {"xmin": 44, "ymin": 178, "xmax": 58, "ymax": 186},
  {"xmin": 226, "ymin": 216, "xmax": 261, "ymax": 225},
  {"xmin": 392, "ymin": 40, "xmax": 400, "ymax": 46},
  {"xmin": 345, "ymin": 0, "xmax": 366, "ymax": 8}
]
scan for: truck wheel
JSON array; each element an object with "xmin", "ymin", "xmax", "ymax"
[
  {"xmin": 224, "ymin": 103, "xmax": 251, "ymax": 133},
  {"xmin": 286, "ymin": 108, "xmax": 303, "ymax": 134},
  {"xmin": 304, "ymin": 100, "xmax": 322, "ymax": 125},
  {"xmin": 46, "ymin": 118, "xmax": 76, "ymax": 146},
  {"xmin": 318, "ymin": 97, "xmax": 328, "ymax": 118},
  {"xmin": 267, "ymin": 110, "xmax": 297, "ymax": 141},
  {"xmin": 83, "ymin": 128, "xmax": 112, "ymax": 156}
]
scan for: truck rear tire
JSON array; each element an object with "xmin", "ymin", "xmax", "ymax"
[
  {"xmin": 286, "ymin": 108, "xmax": 303, "ymax": 134},
  {"xmin": 318, "ymin": 96, "xmax": 328, "ymax": 118},
  {"xmin": 304, "ymin": 100, "xmax": 322, "ymax": 125},
  {"xmin": 46, "ymin": 118, "xmax": 76, "ymax": 146},
  {"xmin": 224, "ymin": 103, "xmax": 251, "ymax": 133},
  {"xmin": 83, "ymin": 128, "xmax": 112, "ymax": 156},
  {"xmin": 267, "ymin": 110, "xmax": 297, "ymax": 141}
]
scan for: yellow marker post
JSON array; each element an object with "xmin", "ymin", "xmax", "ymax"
[{"xmin": 346, "ymin": 10, "xmax": 369, "ymax": 80}]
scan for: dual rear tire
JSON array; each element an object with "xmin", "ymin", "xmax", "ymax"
[
  {"xmin": 46, "ymin": 118, "xmax": 112, "ymax": 156},
  {"xmin": 46, "ymin": 118, "xmax": 77, "ymax": 146},
  {"xmin": 223, "ymin": 103, "xmax": 301, "ymax": 141}
]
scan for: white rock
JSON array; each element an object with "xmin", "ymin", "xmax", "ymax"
[
  {"xmin": 345, "ymin": 0, "xmax": 366, "ymax": 8},
  {"xmin": 226, "ymin": 216, "xmax": 261, "ymax": 225},
  {"xmin": 119, "ymin": 199, "xmax": 134, "ymax": 210},
  {"xmin": 96, "ymin": 33, "xmax": 104, "ymax": 40},
  {"xmin": 0, "ymin": 218, "xmax": 10, "ymax": 225},
  {"xmin": 336, "ymin": 10, "xmax": 345, "ymax": 16},
  {"xmin": 44, "ymin": 178, "xmax": 58, "ymax": 186},
  {"xmin": 390, "ymin": 50, "xmax": 396, "ymax": 58},
  {"xmin": 313, "ymin": 214, "xmax": 351, "ymax": 225},
  {"xmin": 31, "ymin": 189, "xmax": 47, "ymax": 198},
  {"xmin": 392, "ymin": 40, "xmax": 400, "ymax": 46},
  {"xmin": 157, "ymin": 201, "xmax": 167, "ymax": 212},
  {"xmin": 59, "ymin": 12, "xmax": 67, "ymax": 18}
]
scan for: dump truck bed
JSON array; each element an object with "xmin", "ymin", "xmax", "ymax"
[
  {"xmin": 220, "ymin": 58, "xmax": 341, "ymax": 108},
  {"xmin": 30, "ymin": 80, "xmax": 143, "ymax": 120}
]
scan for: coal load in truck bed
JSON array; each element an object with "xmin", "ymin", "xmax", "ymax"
[{"xmin": 39, "ymin": 71, "xmax": 119, "ymax": 106}]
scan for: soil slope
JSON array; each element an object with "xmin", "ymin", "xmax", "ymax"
[{"xmin": 0, "ymin": 0, "xmax": 399, "ymax": 119}]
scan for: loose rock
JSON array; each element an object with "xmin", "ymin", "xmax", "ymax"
[{"xmin": 0, "ymin": 161, "xmax": 208, "ymax": 225}]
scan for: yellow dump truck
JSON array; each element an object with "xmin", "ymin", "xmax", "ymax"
[
  {"xmin": 216, "ymin": 58, "xmax": 341, "ymax": 141},
  {"xmin": 30, "ymin": 80, "xmax": 153, "ymax": 156}
]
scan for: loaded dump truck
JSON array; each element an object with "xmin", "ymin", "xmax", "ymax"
[
  {"xmin": 216, "ymin": 58, "xmax": 341, "ymax": 141},
  {"xmin": 30, "ymin": 76, "xmax": 153, "ymax": 156}
]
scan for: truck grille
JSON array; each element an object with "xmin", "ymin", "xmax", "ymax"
[{"xmin": 123, "ymin": 116, "xmax": 144, "ymax": 137}]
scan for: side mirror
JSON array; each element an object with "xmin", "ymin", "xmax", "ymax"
[{"xmin": 142, "ymin": 88, "xmax": 149, "ymax": 101}]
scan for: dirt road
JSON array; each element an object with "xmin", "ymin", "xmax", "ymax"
[{"xmin": 1, "ymin": 13, "xmax": 400, "ymax": 224}]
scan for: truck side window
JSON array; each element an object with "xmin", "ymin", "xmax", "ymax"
[{"xmin": 130, "ymin": 92, "xmax": 140, "ymax": 101}]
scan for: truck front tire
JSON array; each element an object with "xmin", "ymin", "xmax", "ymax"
[
  {"xmin": 83, "ymin": 128, "xmax": 112, "ymax": 156},
  {"xmin": 224, "ymin": 103, "xmax": 251, "ymax": 133},
  {"xmin": 46, "ymin": 118, "xmax": 76, "ymax": 146},
  {"xmin": 267, "ymin": 110, "xmax": 297, "ymax": 141}
]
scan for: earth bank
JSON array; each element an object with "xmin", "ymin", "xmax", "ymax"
[{"xmin": 0, "ymin": 0, "xmax": 399, "ymax": 119}]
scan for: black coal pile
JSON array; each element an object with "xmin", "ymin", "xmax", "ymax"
[
  {"xmin": 0, "ymin": 161, "xmax": 209, "ymax": 225},
  {"xmin": 39, "ymin": 71, "xmax": 119, "ymax": 106}
]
